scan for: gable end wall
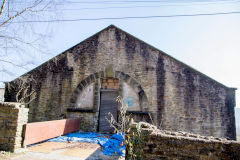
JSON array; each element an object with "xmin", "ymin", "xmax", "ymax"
[{"xmin": 4, "ymin": 26, "xmax": 236, "ymax": 139}]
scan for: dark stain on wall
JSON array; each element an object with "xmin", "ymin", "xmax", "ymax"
[
  {"xmin": 115, "ymin": 28, "xmax": 122, "ymax": 42},
  {"xmin": 30, "ymin": 76, "xmax": 42, "ymax": 122},
  {"xmin": 70, "ymin": 35, "xmax": 99, "ymax": 67},
  {"xmin": 156, "ymin": 54, "xmax": 165, "ymax": 128},
  {"xmin": 225, "ymin": 90, "xmax": 236, "ymax": 140},
  {"xmin": 139, "ymin": 42, "xmax": 150, "ymax": 61},
  {"xmin": 19, "ymin": 53, "xmax": 75, "ymax": 122},
  {"xmin": 115, "ymin": 28, "xmax": 122, "ymax": 50},
  {"xmin": 125, "ymin": 34, "xmax": 136, "ymax": 60},
  {"xmin": 70, "ymin": 35, "xmax": 99, "ymax": 55},
  {"xmin": 183, "ymin": 68, "xmax": 196, "ymax": 131}
]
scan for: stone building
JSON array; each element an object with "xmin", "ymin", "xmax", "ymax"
[{"xmin": 4, "ymin": 25, "xmax": 237, "ymax": 139}]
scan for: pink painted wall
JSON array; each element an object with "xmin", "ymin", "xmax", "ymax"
[{"xmin": 23, "ymin": 118, "xmax": 80, "ymax": 146}]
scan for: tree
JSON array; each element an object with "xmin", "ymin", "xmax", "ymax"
[{"xmin": 0, "ymin": 0, "xmax": 60, "ymax": 82}]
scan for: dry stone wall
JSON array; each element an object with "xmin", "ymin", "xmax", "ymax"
[
  {"xmin": 4, "ymin": 25, "xmax": 236, "ymax": 139},
  {"xmin": 0, "ymin": 103, "xmax": 28, "ymax": 152},
  {"xmin": 133, "ymin": 122, "xmax": 240, "ymax": 160}
]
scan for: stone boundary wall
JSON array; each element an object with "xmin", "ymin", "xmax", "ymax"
[
  {"xmin": 0, "ymin": 103, "xmax": 28, "ymax": 152},
  {"xmin": 132, "ymin": 122, "xmax": 240, "ymax": 160}
]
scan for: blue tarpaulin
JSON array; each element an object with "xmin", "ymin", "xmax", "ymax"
[{"xmin": 47, "ymin": 132, "xmax": 125, "ymax": 156}]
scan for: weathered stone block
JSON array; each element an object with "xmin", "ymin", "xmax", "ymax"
[{"xmin": 0, "ymin": 103, "xmax": 29, "ymax": 152}]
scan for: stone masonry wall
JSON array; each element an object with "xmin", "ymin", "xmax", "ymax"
[
  {"xmin": 68, "ymin": 112, "xmax": 98, "ymax": 132},
  {"xmin": 161, "ymin": 55, "xmax": 236, "ymax": 139},
  {"xmin": 0, "ymin": 103, "xmax": 28, "ymax": 152},
  {"xmin": 4, "ymin": 25, "xmax": 236, "ymax": 139},
  {"xmin": 132, "ymin": 122, "xmax": 240, "ymax": 160}
]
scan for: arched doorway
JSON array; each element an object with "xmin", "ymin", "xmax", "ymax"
[{"xmin": 68, "ymin": 69, "xmax": 149, "ymax": 133}]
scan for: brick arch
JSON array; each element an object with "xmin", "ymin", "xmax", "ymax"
[{"xmin": 69, "ymin": 70, "xmax": 149, "ymax": 111}]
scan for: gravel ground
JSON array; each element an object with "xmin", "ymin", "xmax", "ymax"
[{"xmin": 0, "ymin": 142, "xmax": 125, "ymax": 160}]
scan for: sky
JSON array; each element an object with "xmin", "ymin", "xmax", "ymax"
[{"xmin": 1, "ymin": 0, "xmax": 240, "ymax": 108}]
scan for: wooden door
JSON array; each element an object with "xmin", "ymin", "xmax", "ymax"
[{"xmin": 99, "ymin": 90, "xmax": 118, "ymax": 133}]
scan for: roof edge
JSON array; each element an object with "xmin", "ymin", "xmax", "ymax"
[
  {"xmin": 111, "ymin": 25, "xmax": 234, "ymax": 89},
  {"xmin": 9, "ymin": 25, "xmax": 116, "ymax": 82},
  {"xmin": 9, "ymin": 24, "xmax": 236, "ymax": 90}
]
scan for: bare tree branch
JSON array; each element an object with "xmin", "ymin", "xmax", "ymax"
[
  {"xmin": 0, "ymin": 0, "xmax": 44, "ymax": 27},
  {"xmin": 14, "ymin": 76, "xmax": 37, "ymax": 104},
  {"xmin": 0, "ymin": 0, "xmax": 60, "ymax": 81},
  {"xmin": 0, "ymin": 0, "xmax": 7, "ymax": 19},
  {"xmin": 0, "ymin": 59, "xmax": 29, "ymax": 70},
  {"xmin": 0, "ymin": 68, "xmax": 15, "ymax": 76},
  {"xmin": 0, "ymin": 35, "xmax": 50, "ymax": 55}
]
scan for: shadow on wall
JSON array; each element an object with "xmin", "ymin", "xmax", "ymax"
[{"xmin": 235, "ymin": 108, "xmax": 240, "ymax": 141}]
